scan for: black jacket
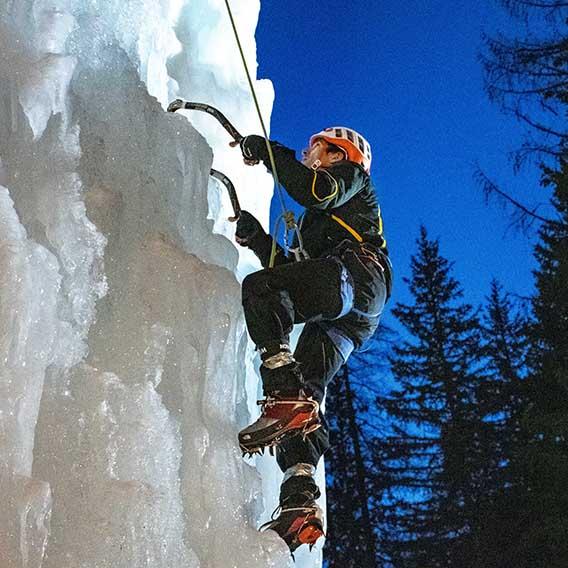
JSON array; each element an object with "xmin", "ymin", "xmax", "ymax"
[
  {"xmin": 246, "ymin": 140, "xmax": 389, "ymax": 269},
  {"xmin": 246, "ymin": 139, "xmax": 392, "ymax": 352}
]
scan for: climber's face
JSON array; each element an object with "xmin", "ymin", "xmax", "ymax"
[
  {"xmin": 301, "ymin": 139, "xmax": 344, "ymax": 169},
  {"xmin": 301, "ymin": 139, "xmax": 325, "ymax": 168}
]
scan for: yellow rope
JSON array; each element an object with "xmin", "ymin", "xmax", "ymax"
[{"xmin": 223, "ymin": 0, "xmax": 301, "ymax": 267}]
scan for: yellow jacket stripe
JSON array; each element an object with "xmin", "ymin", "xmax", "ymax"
[{"xmin": 311, "ymin": 170, "xmax": 339, "ymax": 203}]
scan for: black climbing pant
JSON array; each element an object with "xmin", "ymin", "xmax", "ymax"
[{"xmin": 241, "ymin": 244, "xmax": 389, "ymax": 472}]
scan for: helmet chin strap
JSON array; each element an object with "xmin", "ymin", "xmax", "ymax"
[{"xmin": 311, "ymin": 159, "xmax": 321, "ymax": 170}]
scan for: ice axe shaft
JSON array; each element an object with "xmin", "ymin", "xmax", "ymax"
[
  {"xmin": 167, "ymin": 99, "xmax": 243, "ymax": 143},
  {"xmin": 168, "ymin": 100, "xmax": 243, "ymax": 221},
  {"xmin": 210, "ymin": 168, "xmax": 241, "ymax": 221}
]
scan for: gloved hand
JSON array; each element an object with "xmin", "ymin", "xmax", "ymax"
[
  {"xmin": 235, "ymin": 210, "xmax": 264, "ymax": 246},
  {"xmin": 230, "ymin": 135, "xmax": 266, "ymax": 166}
]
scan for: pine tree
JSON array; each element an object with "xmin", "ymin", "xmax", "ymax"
[
  {"xmin": 479, "ymin": 280, "xmax": 528, "ymax": 489},
  {"xmin": 513, "ymin": 161, "xmax": 568, "ymax": 566},
  {"xmin": 378, "ymin": 227, "xmax": 484, "ymax": 567},
  {"xmin": 325, "ymin": 366, "xmax": 379, "ymax": 567},
  {"xmin": 452, "ymin": 280, "xmax": 529, "ymax": 566},
  {"xmin": 324, "ymin": 331, "xmax": 394, "ymax": 567},
  {"xmin": 480, "ymin": 3, "xmax": 568, "ymax": 563}
]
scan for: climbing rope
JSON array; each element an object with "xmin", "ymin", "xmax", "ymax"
[{"xmin": 223, "ymin": 0, "xmax": 307, "ymax": 266}]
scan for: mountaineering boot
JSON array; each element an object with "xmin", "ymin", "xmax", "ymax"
[
  {"xmin": 238, "ymin": 353, "xmax": 321, "ymax": 456},
  {"xmin": 238, "ymin": 392, "xmax": 320, "ymax": 456},
  {"xmin": 261, "ymin": 466, "xmax": 325, "ymax": 553}
]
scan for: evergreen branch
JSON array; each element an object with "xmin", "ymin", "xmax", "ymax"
[
  {"xmin": 515, "ymin": 111, "xmax": 567, "ymax": 139},
  {"xmin": 474, "ymin": 166, "xmax": 552, "ymax": 228}
]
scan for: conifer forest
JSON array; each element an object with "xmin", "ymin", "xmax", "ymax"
[{"xmin": 324, "ymin": 2, "xmax": 568, "ymax": 566}]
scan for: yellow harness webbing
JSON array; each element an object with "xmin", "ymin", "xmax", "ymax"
[{"xmin": 330, "ymin": 215, "xmax": 364, "ymax": 242}]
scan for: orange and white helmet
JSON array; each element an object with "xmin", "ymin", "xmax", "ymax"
[{"xmin": 310, "ymin": 126, "xmax": 372, "ymax": 173}]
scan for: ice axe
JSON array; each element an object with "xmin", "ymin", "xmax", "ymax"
[
  {"xmin": 168, "ymin": 99, "xmax": 259, "ymax": 165},
  {"xmin": 209, "ymin": 168, "xmax": 241, "ymax": 222},
  {"xmin": 168, "ymin": 99, "xmax": 264, "ymax": 220},
  {"xmin": 168, "ymin": 99, "xmax": 244, "ymax": 143}
]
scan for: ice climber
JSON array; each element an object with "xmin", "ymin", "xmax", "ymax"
[{"xmin": 233, "ymin": 127, "xmax": 392, "ymax": 552}]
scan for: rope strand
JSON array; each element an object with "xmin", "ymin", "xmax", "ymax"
[{"xmin": 223, "ymin": 0, "xmax": 305, "ymax": 267}]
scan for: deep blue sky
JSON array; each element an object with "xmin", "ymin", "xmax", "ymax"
[{"xmin": 255, "ymin": 1, "xmax": 548, "ymax": 324}]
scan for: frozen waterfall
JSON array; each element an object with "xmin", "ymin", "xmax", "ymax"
[{"xmin": 0, "ymin": 1, "xmax": 323, "ymax": 566}]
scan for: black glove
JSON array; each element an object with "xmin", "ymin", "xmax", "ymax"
[
  {"xmin": 240, "ymin": 135, "xmax": 267, "ymax": 164},
  {"xmin": 235, "ymin": 210, "xmax": 264, "ymax": 247}
]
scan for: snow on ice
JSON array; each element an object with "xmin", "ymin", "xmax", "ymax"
[{"xmin": 0, "ymin": 0, "xmax": 323, "ymax": 567}]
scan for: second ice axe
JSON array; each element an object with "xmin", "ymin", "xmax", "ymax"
[
  {"xmin": 210, "ymin": 168, "xmax": 241, "ymax": 222},
  {"xmin": 168, "ymin": 99, "xmax": 249, "ymax": 221},
  {"xmin": 167, "ymin": 99, "xmax": 243, "ymax": 143}
]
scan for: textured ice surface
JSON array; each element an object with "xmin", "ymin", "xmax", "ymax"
[
  {"xmin": 0, "ymin": 475, "xmax": 51, "ymax": 568},
  {"xmin": 0, "ymin": 0, "xmax": 322, "ymax": 567}
]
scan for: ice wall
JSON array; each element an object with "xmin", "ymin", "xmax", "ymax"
[{"xmin": 0, "ymin": 1, "xmax": 322, "ymax": 567}]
